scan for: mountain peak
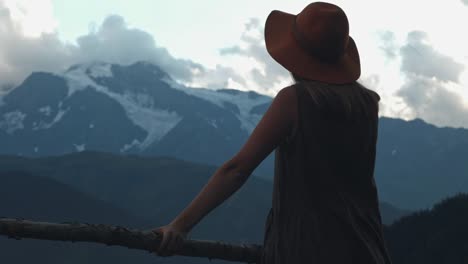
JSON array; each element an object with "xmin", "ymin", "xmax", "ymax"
[
  {"xmin": 64, "ymin": 61, "xmax": 113, "ymax": 79},
  {"xmin": 65, "ymin": 61, "xmax": 173, "ymax": 82}
]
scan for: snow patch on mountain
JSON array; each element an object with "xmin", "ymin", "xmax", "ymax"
[
  {"xmin": 74, "ymin": 144, "xmax": 86, "ymax": 152},
  {"xmin": 88, "ymin": 63, "xmax": 113, "ymax": 79},
  {"xmin": 162, "ymin": 77, "xmax": 271, "ymax": 133},
  {"xmin": 65, "ymin": 65, "xmax": 100, "ymax": 97},
  {"xmin": 116, "ymin": 92, "xmax": 183, "ymax": 149},
  {"xmin": 0, "ymin": 111, "xmax": 26, "ymax": 134},
  {"xmin": 63, "ymin": 65, "xmax": 183, "ymax": 150},
  {"xmin": 123, "ymin": 91, "xmax": 154, "ymax": 108},
  {"xmin": 208, "ymin": 118, "xmax": 218, "ymax": 129},
  {"xmin": 120, "ymin": 139, "xmax": 141, "ymax": 153},
  {"xmin": 33, "ymin": 107, "xmax": 69, "ymax": 130},
  {"xmin": 38, "ymin": 106, "xmax": 52, "ymax": 116}
]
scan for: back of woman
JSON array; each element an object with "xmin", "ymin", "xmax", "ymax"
[
  {"xmin": 150, "ymin": 2, "xmax": 395, "ymax": 263},
  {"xmin": 261, "ymin": 79, "xmax": 393, "ymax": 263},
  {"xmin": 299, "ymin": 79, "xmax": 380, "ymax": 209}
]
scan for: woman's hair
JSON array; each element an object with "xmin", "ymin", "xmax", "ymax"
[
  {"xmin": 291, "ymin": 72, "xmax": 307, "ymax": 84},
  {"xmin": 290, "ymin": 72, "xmax": 380, "ymax": 121}
]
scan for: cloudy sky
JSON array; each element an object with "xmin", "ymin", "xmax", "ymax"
[{"xmin": 1, "ymin": 0, "xmax": 468, "ymax": 128}]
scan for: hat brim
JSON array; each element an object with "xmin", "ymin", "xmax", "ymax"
[{"xmin": 265, "ymin": 10, "xmax": 361, "ymax": 84}]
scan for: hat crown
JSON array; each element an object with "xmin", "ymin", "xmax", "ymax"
[
  {"xmin": 263, "ymin": 1, "xmax": 361, "ymax": 83},
  {"xmin": 295, "ymin": 2, "xmax": 350, "ymax": 62}
]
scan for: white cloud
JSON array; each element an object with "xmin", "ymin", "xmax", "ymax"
[
  {"xmin": 377, "ymin": 30, "xmax": 468, "ymax": 128},
  {"xmin": 377, "ymin": 30, "xmax": 398, "ymax": 60},
  {"xmin": 1, "ymin": 0, "xmax": 57, "ymax": 37},
  {"xmin": 0, "ymin": 2, "xmax": 245, "ymax": 91},
  {"xmin": 400, "ymin": 31, "xmax": 465, "ymax": 83},
  {"xmin": 396, "ymin": 73, "xmax": 468, "ymax": 128},
  {"xmin": 74, "ymin": 15, "xmax": 205, "ymax": 82},
  {"xmin": 219, "ymin": 18, "xmax": 292, "ymax": 96},
  {"xmin": 1, "ymin": 0, "xmax": 468, "ymax": 129},
  {"xmin": 0, "ymin": 0, "xmax": 74, "ymax": 88}
]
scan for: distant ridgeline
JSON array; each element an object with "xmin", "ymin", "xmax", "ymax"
[
  {"xmin": 0, "ymin": 166, "xmax": 467, "ymax": 263},
  {"xmin": 0, "ymin": 151, "xmax": 408, "ymax": 226},
  {"xmin": 383, "ymin": 193, "xmax": 468, "ymax": 264},
  {"xmin": 1, "ymin": 62, "xmax": 467, "ymax": 210}
]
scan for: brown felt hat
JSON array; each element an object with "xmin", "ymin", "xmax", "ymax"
[{"xmin": 265, "ymin": 2, "xmax": 361, "ymax": 84}]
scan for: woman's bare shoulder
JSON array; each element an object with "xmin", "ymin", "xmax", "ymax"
[
  {"xmin": 276, "ymin": 84, "xmax": 299, "ymax": 137},
  {"xmin": 356, "ymin": 82, "xmax": 381, "ymax": 102}
]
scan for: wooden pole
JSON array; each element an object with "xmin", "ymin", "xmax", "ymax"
[{"xmin": 0, "ymin": 218, "xmax": 262, "ymax": 263}]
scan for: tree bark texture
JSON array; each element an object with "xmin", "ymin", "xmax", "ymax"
[{"xmin": 0, "ymin": 218, "xmax": 262, "ymax": 263}]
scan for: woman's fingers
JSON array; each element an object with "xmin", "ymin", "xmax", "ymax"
[
  {"xmin": 151, "ymin": 228, "xmax": 162, "ymax": 253},
  {"xmin": 151, "ymin": 225, "xmax": 186, "ymax": 257},
  {"xmin": 166, "ymin": 234, "xmax": 182, "ymax": 255},
  {"xmin": 175, "ymin": 235, "xmax": 184, "ymax": 251},
  {"xmin": 157, "ymin": 230, "xmax": 172, "ymax": 256}
]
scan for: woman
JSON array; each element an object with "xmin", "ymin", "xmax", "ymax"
[{"xmin": 152, "ymin": 2, "xmax": 393, "ymax": 263}]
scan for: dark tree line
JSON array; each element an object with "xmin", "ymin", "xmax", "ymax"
[{"xmin": 383, "ymin": 193, "xmax": 468, "ymax": 264}]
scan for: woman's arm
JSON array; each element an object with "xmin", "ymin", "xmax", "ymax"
[
  {"xmin": 168, "ymin": 85, "xmax": 298, "ymax": 233},
  {"xmin": 169, "ymin": 160, "xmax": 248, "ymax": 233}
]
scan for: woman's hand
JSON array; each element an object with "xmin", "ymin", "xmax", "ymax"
[{"xmin": 151, "ymin": 223, "xmax": 188, "ymax": 257}]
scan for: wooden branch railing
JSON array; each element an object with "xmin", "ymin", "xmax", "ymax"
[{"xmin": 0, "ymin": 218, "xmax": 262, "ymax": 263}]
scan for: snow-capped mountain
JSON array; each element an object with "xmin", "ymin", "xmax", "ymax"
[
  {"xmin": 2, "ymin": 61, "xmax": 468, "ymax": 211},
  {"xmin": 0, "ymin": 61, "xmax": 274, "ymax": 172}
]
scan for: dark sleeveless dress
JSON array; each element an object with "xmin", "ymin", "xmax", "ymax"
[{"xmin": 260, "ymin": 81, "xmax": 393, "ymax": 264}]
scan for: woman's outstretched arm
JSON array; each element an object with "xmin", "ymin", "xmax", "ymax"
[
  {"xmin": 169, "ymin": 85, "xmax": 297, "ymax": 233},
  {"xmin": 152, "ymin": 85, "xmax": 297, "ymax": 256}
]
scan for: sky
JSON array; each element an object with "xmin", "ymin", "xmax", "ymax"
[{"xmin": 1, "ymin": 0, "xmax": 468, "ymax": 128}]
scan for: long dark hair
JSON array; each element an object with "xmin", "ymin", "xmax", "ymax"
[
  {"xmin": 291, "ymin": 72, "xmax": 307, "ymax": 84},
  {"xmin": 289, "ymin": 72, "xmax": 380, "ymax": 120}
]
